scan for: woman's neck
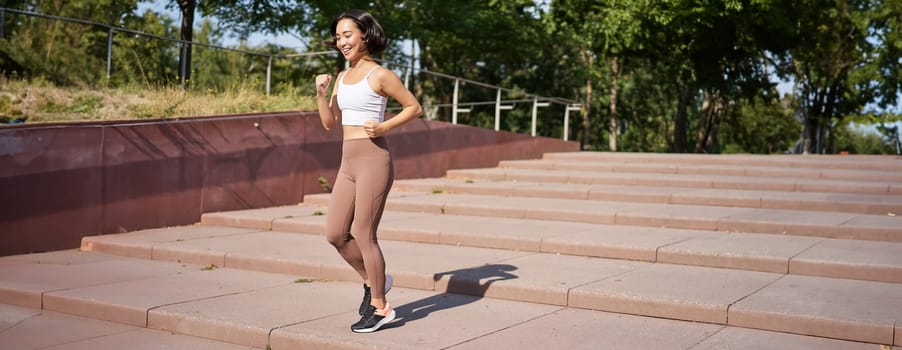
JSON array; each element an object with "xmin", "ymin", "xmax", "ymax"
[{"xmin": 349, "ymin": 55, "xmax": 374, "ymax": 68}]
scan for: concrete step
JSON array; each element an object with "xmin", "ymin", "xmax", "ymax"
[
  {"xmin": 446, "ymin": 167, "xmax": 902, "ymax": 195},
  {"xmin": 73, "ymin": 225, "xmax": 902, "ymax": 346},
  {"xmin": 198, "ymin": 205, "xmax": 902, "ymax": 284},
  {"xmin": 393, "ymin": 177, "xmax": 902, "ymax": 215},
  {"xmin": 1, "ymin": 251, "xmax": 892, "ymax": 349},
  {"xmin": 500, "ymin": 157, "xmax": 902, "ymax": 182},
  {"xmin": 302, "ymin": 191, "xmax": 902, "ymax": 242},
  {"xmin": 0, "ymin": 303, "xmax": 257, "ymax": 350},
  {"xmin": 541, "ymin": 152, "xmax": 902, "ymax": 172},
  {"xmin": 9, "ymin": 151, "xmax": 901, "ymax": 348}
]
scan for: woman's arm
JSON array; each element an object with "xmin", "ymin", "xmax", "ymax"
[
  {"xmin": 364, "ymin": 67, "xmax": 423, "ymax": 138},
  {"xmin": 315, "ymin": 72, "xmax": 342, "ymax": 131}
]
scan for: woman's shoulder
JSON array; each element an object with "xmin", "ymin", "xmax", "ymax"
[{"xmin": 370, "ymin": 64, "xmax": 399, "ymax": 82}]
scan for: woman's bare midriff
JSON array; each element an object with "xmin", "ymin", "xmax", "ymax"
[{"xmin": 342, "ymin": 125, "xmax": 370, "ymax": 140}]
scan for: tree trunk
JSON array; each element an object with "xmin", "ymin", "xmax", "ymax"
[
  {"xmin": 417, "ymin": 39, "xmax": 439, "ymax": 120},
  {"xmin": 695, "ymin": 91, "xmax": 712, "ymax": 153},
  {"xmin": 673, "ymin": 77, "xmax": 690, "ymax": 153},
  {"xmin": 695, "ymin": 91, "xmax": 721, "ymax": 153},
  {"xmin": 608, "ymin": 56, "xmax": 620, "ymax": 152},
  {"xmin": 802, "ymin": 116, "xmax": 818, "ymax": 154},
  {"xmin": 822, "ymin": 82, "xmax": 841, "ymax": 154},
  {"xmin": 581, "ymin": 52, "xmax": 594, "ymax": 151},
  {"xmin": 177, "ymin": 0, "xmax": 196, "ymax": 87},
  {"xmin": 803, "ymin": 79, "xmax": 825, "ymax": 154},
  {"xmin": 708, "ymin": 112, "xmax": 720, "ymax": 152}
]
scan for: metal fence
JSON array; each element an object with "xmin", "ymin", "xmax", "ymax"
[
  {"xmin": 0, "ymin": 7, "xmax": 581, "ymax": 140},
  {"xmin": 377, "ymin": 58, "xmax": 582, "ymax": 139}
]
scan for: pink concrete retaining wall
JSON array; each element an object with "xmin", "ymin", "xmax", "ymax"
[{"xmin": 0, "ymin": 111, "xmax": 578, "ymax": 256}]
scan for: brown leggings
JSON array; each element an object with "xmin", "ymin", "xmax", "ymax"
[{"xmin": 325, "ymin": 137, "xmax": 393, "ymax": 299}]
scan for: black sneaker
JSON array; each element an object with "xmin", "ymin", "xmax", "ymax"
[
  {"xmin": 358, "ymin": 284, "xmax": 371, "ymax": 316},
  {"xmin": 351, "ymin": 304, "xmax": 395, "ymax": 333},
  {"xmin": 359, "ymin": 275, "xmax": 393, "ymax": 315}
]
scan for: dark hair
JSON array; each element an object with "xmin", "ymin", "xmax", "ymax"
[{"xmin": 328, "ymin": 9, "xmax": 388, "ymax": 56}]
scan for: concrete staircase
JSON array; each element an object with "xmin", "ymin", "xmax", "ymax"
[{"xmin": 3, "ymin": 152, "xmax": 901, "ymax": 349}]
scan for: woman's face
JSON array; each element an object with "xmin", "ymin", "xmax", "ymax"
[{"xmin": 335, "ymin": 18, "xmax": 367, "ymax": 60}]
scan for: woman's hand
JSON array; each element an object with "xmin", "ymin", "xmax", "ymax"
[
  {"xmin": 363, "ymin": 120, "xmax": 388, "ymax": 138},
  {"xmin": 315, "ymin": 73, "xmax": 339, "ymax": 131},
  {"xmin": 315, "ymin": 74, "xmax": 332, "ymax": 97}
]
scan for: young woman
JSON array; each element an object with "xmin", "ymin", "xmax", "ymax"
[{"xmin": 314, "ymin": 9, "xmax": 422, "ymax": 333}]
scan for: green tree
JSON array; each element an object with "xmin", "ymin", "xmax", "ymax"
[
  {"xmin": 680, "ymin": 1, "xmax": 793, "ymax": 153},
  {"xmin": 548, "ymin": 0, "xmax": 608, "ymax": 149},
  {"xmin": 163, "ymin": 0, "xmax": 307, "ymax": 87},
  {"xmin": 388, "ymin": 1, "xmax": 548, "ymax": 127},
  {"xmin": 1, "ymin": 0, "xmax": 140, "ymax": 85},
  {"xmin": 5, "ymin": 0, "xmax": 898, "ymax": 155},
  {"xmin": 616, "ymin": 59, "xmax": 678, "ymax": 152},
  {"xmin": 719, "ymin": 95, "xmax": 801, "ymax": 154},
  {"xmin": 833, "ymin": 124, "xmax": 897, "ymax": 154},
  {"xmin": 776, "ymin": 0, "xmax": 902, "ymax": 154},
  {"xmin": 112, "ymin": 9, "xmax": 180, "ymax": 87},
  {"xmin": 561, "ymin": 1, "xmax": 643, "ymax": 151}
]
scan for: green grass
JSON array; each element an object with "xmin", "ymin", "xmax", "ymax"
[{"xmin": 0, "ymin": 77, "xmax": 317, "ymax": 124}]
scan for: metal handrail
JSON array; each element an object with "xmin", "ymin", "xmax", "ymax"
[
  {"xmin": 377, "ymin": 58, "xmax": 580, "ymax": 137},
  {"xmin": 376, "ymin": 57, "xmax": 578, "ymax": 105}
]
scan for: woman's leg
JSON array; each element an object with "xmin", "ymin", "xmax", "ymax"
[
  {"xmin": 324, "ymin": 160, "xmax": 368, "ymax": 281},
  {"xmin": 350, "ymin": 141, "xmax": 394, "ymax": 307}
]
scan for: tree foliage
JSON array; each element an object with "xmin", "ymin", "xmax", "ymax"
[
  {"xmin": 771, "ymin": 0, "xmax": 902, "ymax": 154},
  {"xmin": 1, "ymin": 0, "xmax": 139, "ymax": 84},
  {"xmin": 2, "ymin": 0, "xmax": 900, "ymax": 154}
]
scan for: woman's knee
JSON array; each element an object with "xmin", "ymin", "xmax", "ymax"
[{"xmin": 325, "ymin": 231, "xmax": 350, "ymax": 248}]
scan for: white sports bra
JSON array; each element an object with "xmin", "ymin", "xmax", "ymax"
[{"xmin": 337, "ymin": 66, "xmax": 388, "ymax": 126}]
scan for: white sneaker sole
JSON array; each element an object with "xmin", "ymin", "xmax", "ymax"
[{"xmin": 352, "ymin": 309, "xmax": 396, "ymax": 333}]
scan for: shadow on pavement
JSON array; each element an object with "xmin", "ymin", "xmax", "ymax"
[{"xmin": 387, "ymin": 263, "xmax": 518, "ymax": 328}]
